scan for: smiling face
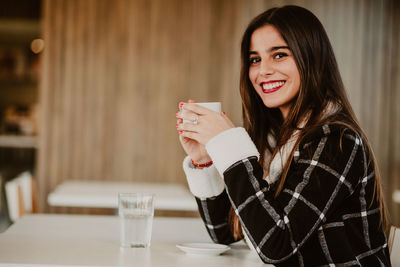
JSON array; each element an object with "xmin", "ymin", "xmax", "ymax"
[{"xmin": 248, "ymin": 25, "xmax": 301, "ymax": 119}]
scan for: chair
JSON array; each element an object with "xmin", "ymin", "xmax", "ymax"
[
  {"xmin": 0, "ymin": 175, "xmax": 12, "ymax": 232},
  {"xmin": 5, "ymin": 171, "xmax": 38, "ymax": 222},
  {"xmin": 389, "ymin": 225, "xmax": 400, "ymax": 266}
]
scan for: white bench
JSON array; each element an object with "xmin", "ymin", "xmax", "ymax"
[{"xmin": 47, "ymin": 180, "xmax": 197, "ymax": 211}]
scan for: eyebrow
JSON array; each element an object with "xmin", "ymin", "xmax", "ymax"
[{"xmin": 249, "ymin": 46, "xmax": 290, "ymax": 55}]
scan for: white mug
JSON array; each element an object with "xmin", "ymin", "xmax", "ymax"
[
  {"xmin": 182, "ymin": 102, "xmax": 222, "ymax": 124},
  {"xmin": 195, "ymin": 102, "xmax": 222, "ymax": 113}
]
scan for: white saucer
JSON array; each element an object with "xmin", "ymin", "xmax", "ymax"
[{"xmin": 176, "ymin": 243, "xmax": 230, "ymax": 256}]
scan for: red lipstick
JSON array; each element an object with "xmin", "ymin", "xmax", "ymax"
[{"xmin": 260, "ymin": 80, "xmax": 285, "ymax": 94}]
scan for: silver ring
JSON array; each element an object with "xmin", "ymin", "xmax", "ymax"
[{"xmin": 191, "ymin": 115, "xmax": 199, "ymax": 125}]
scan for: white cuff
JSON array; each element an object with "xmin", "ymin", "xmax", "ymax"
[
  {"xmin": 182, "ymin": 156, "xmax": 225, "ymax": 198},
  {"xmin": 205, "ymin": 127, "xmax": 260, "ymax": 176}
]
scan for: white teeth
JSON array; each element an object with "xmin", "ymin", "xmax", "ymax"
[{"xmin": 262, "ymin": 81, "xmax": 285, "ymax": 90}]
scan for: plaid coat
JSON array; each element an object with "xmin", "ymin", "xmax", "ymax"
[{"xmin": 184, "ymin": 123, "xmax": 390, "ymax": 266}]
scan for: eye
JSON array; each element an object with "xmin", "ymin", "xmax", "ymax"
[
  {"xmin": 273, "ymin": 52, "xmax": 288, "ymax": 60},
  {"xmin": 249, "ymin": 57, "xmax": 261, "ymax": 65}
]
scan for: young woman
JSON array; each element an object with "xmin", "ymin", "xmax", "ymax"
[{"xmin": 176, "ymin": 5, "xmax": 391, "ymax": 266}]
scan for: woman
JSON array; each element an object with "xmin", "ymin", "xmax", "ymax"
[{"xmin": 176, "ymin": 5, "xmax": 390, "ymax": 266}]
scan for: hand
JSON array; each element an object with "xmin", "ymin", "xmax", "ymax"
[
  {"xmin": 176, "ymin": 100, "xmax": 210, "ymax": 163},
  {"xmin": 176, "ymin": 101, "xmax": 235, "ymax": 146},
  {"xmin": 178, "ymin": 134, "xmax": 211, "ymax": 164}
]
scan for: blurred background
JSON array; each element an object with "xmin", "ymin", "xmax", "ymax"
[{"xmin": 0, "ymin": 0, "xmax": 399, "ymax": 229}]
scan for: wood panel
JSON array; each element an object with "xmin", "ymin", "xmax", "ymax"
[
  {"xmin": 38, "ymin": 0, "xmax": 400, "ymax": 224},
  {"xmin": 387, "ymin": 0, "xmax": 400, "ymax": 224}
]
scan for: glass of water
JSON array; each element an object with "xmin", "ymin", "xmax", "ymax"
[{"xmin": 118, "ymin": 193, "xmax": 155, "ymax": 248}]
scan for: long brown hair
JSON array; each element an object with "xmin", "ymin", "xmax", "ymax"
[{"xmin": 230, "ymin": 5, "xmax": 388, "ymax": 239}]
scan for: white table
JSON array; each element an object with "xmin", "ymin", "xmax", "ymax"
[
  {"xmin": 393, "ymin": 190, "xmax": 400, "ymax": 204},
  {"xmin": 47, "ymin": 180, "xmax": 198, "ymax": 211},
  {"xmin": 0, "ymin": 214, "xmax": 269, "ymax": 266}
]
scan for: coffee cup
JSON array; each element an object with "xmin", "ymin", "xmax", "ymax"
[
  {"xmin": 195, "ymin": 102, "xmax": 222, "ymax": 113},
  {"xmin": 182, "ymin": 102, "xmax": 221, "ymax": 124}
]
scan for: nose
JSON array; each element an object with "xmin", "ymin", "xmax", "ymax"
[{"xmin": 259, "ymin": 59, "xmax": 274, "ymax": 76}]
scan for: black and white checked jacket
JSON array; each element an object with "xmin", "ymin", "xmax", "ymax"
[{"xmin": 183, "ymin": 123, "xmax": 390, "ymax": 266}]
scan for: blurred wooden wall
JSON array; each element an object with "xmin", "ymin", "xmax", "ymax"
[{"xmin": 38, "ymin": 0, "xmax": 400, "ymax": 224}]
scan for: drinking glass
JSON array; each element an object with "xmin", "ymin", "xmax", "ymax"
[{"xmin": 118, "ymin": 193, "xmax": 154, "ymax": 248}]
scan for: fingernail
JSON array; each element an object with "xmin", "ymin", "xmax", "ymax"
[
  {"xmin": 179, "ymin": 102, "xmax": 184, "ymax": 107},
  {"xmin": 222, "ymin": 111, "xmax": 226, "ymax": 115},
  {"xmin": 179, "ymin": 130, "xmax": 183, "ymax": 134},
  {"xmin": 178, "ymin": 118, "xmax": 183, "ymax": 123}
]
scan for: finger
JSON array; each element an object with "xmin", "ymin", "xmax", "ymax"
[
  {"xmin": 179, "ymin": 135, "xmax": 197, "ymax": 145},
  {"xmin": 179, "ymin": 130, "xmax": 200, "ymax": 141},
  {"xmin": 179, "ymin": 134, "xmax": 188, "ymax": 144},
  {"xmin": 221, "ymin": 111, "xmax": 235, "ymax": 127},
  {"xmin": 177, "ymin": 121, "xmax": 198, "ymax": 132},
  {"xmin": 182, "ymin": 103, "xmax": 210, "ymax": 115},
  {"xmin": 179, "ymin": 135, "xmax": 188, "ymax": 142},
  {"xmin": 177, "ymin": 109, "xmax": 199, "ymax": 123},
  {"xmin": 188, "ymin": 99, "xmax": 196, "ymax": 103},
  {"xmin": 178, "ymin": 101, "xmax": 185, "ymax": 111}
]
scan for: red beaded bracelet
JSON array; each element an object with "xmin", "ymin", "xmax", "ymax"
[{"xmin": 191, "ymin": 159, "xmax": 213, "ymax": 168}]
